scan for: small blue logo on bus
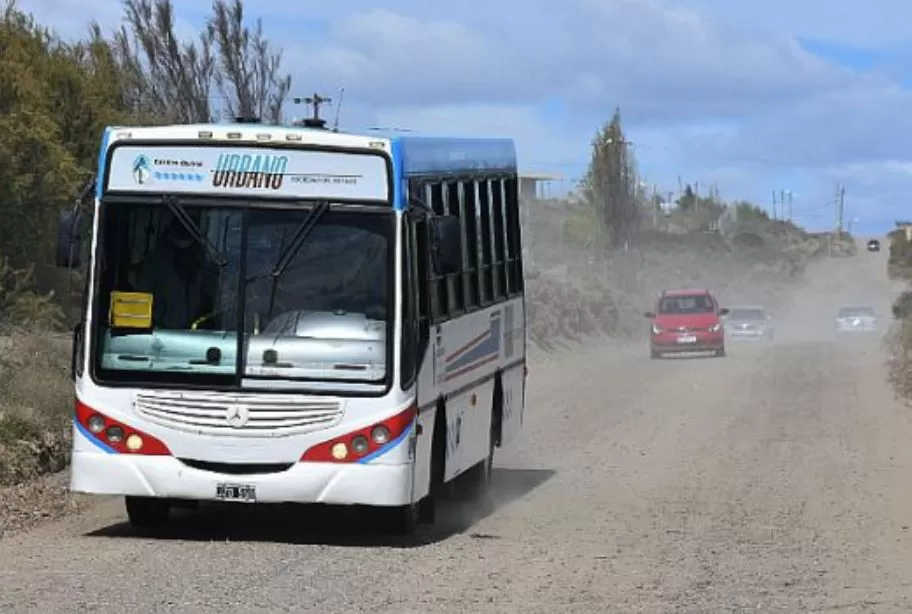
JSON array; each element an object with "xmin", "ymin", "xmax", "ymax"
[{"xmin": 132, "ymin": 154, "xmax": 152, "ymax": 185}]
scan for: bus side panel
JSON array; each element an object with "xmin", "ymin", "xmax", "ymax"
[
  {"xmin": 499, "ymin": 298, "xmax": 526, "ymax": 447},
  {"xmin": 411, "ymin": 404, "xmax": 437, "ymax": 503},
  {"xmin": 499, "ymin": 363, "xmax": 525, "ymax": 447},
  {"xmin": 442, "ymin": 380, "xmax": 495, "ymax": 483},
  {"xmin": 434, "ymin": 306, "xmax": 502, "ymax": 481}
]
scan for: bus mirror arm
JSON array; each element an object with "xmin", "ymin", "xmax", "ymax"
[
  {"xmin": 56, "ymin": 209, "xmax": 83, "ymax": 269},
  {"xmin": 430, "ymin": 215, "xmax": 462, "ymax": 276},
  {"xmin": 55, "ymin": 176, "xmax": 96, "ymax": 269}
]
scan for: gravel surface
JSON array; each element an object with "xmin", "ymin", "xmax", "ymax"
[{"xmin": 1, "ymin": 248, "xmax": 910, "ymax": 613}]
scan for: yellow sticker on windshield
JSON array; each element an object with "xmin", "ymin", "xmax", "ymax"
[{"xmin": 110, "ymin": 291, "xmax": 153, "ymax": 329}]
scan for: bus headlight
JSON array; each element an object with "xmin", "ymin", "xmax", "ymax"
[
  {"xmin": 351, "ymin": 435, "xmax": 369, "ymax": 455},
  {"xmin": 125, "ymin": 434, "xmax": 143, "ymax": 451},
  {"xmin": 87, "ymin": 415, "xmax": 105, "ymax": 434},
  {"xmin": 330, "ymin": 442, "xmax": 348, "ymax": 460},
  {"xmin": 371, "ymin": 425, "xmax": 390, "ymax": 445}
]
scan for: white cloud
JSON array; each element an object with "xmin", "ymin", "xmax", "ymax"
[
  {"xmin": 689, "ymin": 0, "xmax": 912, "ymax": 50},
  {"xmin": 12, "ymin": 0, "xmax": 912, "ymax": 231},
  {"xmin": 291, "ymin": 0, "xmax": 851, "ymax": 122}
]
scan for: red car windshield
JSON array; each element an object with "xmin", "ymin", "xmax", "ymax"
[{"xmin": 658, "ymin": 295, "xmax": 714, "ymax": 314}]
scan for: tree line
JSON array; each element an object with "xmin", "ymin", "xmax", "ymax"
[
  {"xmin": 576, "ymin": 107, "xmax": 778, "ymax": 249},
  {"xmin": 0, "ymin": 0, "xmax": 292, "ymax": 327}
]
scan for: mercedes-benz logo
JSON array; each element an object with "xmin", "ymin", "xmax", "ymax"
[{"xmin": 226, "ymin": 405, "xmax": 249, "ymax": 428}]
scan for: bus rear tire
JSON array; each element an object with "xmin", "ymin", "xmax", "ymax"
[{"xmin": 125, "ymin": 496, "xmax": 170, "ymax": 530}]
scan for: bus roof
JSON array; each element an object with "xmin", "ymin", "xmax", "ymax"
[
  {"xmin": 391, "ymin": 135, "xmax": 516, "ymax": 177},
  {"xmin": 96, "ymin": 124, "xmax": 517, "ymax": 201},
  {"xmin": 99, "ymin": 123, "xmax": 389, "ymax": 152}
]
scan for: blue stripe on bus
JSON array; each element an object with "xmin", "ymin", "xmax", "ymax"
[
  {"xmin": 390, "ymin": 137, "xmax": 406, "ymax": 211},
  {"xmin": 356, "ymin": 421, "xmax": 414, "ymax": 464},
  {"xmin": 74, "ymin": 418, "xmax": 117, "ymax": 454},
  {"xmin": 95, "ymin": 128, "xmax": 112, "ymax": 200}
]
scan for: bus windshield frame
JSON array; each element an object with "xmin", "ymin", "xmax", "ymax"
[{"xmin": 88, "ymin": 194, "xmax": 397, "ymax": 396}]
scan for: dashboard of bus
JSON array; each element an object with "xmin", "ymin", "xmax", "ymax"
[{"xmin": 90, "ymin": 197, "xmax": 396, "ymax": 391}]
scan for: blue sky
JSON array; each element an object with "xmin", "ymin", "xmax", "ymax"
[{"xmin": 16, "ymin": 0, "xmax": 912, "ymax": 234}]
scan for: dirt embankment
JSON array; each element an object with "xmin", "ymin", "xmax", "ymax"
[{"xmin": 885, "ymin": 230, "xmax": 912, "ymax": 400}]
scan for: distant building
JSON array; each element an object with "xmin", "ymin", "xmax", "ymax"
[{"xmin": 519, "ymin": 172, "xmax": 563, "ymax": 201}]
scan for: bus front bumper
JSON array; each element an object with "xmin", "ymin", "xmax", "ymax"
[{"xmin": 70, "ymin": 449, "xmax": 414, "ymax": 507}]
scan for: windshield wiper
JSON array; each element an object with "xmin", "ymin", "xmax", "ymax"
[
  {"xmin": 240, "ymin": 201, "xmax": 331, "ymax": 327},
  {"xmin": 162, "ymin": 195, "xmax": 229, "ymax": 266},
  {"xmin": 270, "ymin": 200, "xmax": 331, "ymax": 277}
]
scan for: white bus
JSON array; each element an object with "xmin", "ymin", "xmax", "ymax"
[{"xmin": 55, "ymin": 121, "xmax": 527, "ymax": 534}]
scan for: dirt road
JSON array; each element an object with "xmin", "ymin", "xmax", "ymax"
[{"xmin": 2, "ymin": 248, "xmax": 911, "ymax": 613}]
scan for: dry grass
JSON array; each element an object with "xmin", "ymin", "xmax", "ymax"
[
  {"xmin": 887, "ymin": 320, "xmax": 912, "ymax": 401},
  {"xmin": 0, "ymin": 331, "xmax": 72, "ymax": 485}
]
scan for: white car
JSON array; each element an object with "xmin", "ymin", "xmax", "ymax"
[{"xmin": 835, "ymin": 306, "xmax": 877, "ymax": 333}]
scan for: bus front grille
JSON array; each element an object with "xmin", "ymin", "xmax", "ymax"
[{"xmin": 134, "ymin": 391, "xmax": 344, "ymax": 436}]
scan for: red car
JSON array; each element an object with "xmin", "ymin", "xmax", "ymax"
[{"xmin": 644, "ymin": 289, "xmax": 729, "ymax": 359}]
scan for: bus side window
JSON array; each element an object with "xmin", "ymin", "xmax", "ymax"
[
  {"xmin": 503, "ymin": 178, "xmax": 524, "ymax": 294},
  {"xmin": 489, "ymin": 179, "xmax": 507, "ymax": 300},
  {"xmin": 461, "ymin": 180, "xmax": 480, "ymax": 310},
  {"xmin": 443, "ymin": 181, "xmax": 465, "ymax": 314},
  {"xmin": 427, "ymin": 182, "xmax": 448, "ymax": 321},
  {"xmin": 477, "ymin": 179, "xmax": 494, "ymax": 304}
]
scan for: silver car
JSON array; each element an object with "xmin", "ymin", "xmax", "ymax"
[
  {"xmin": 724, "ymin": 306, "xmax": 774, "ymax": 341},
  {"xmin": 835, "ymin": 306, "xmax": 877, "ymax": 333}
]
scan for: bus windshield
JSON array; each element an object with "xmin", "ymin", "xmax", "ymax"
[{"xmin": 93, "ymin": 199, "xmax": 394, "ymax": 389}]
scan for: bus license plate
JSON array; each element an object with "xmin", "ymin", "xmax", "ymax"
[
  {"xmin": 215, "ymin": 483, "xmax": 256, "ymax": 503},
  {"xmin": 677, "ymin": 334, "xmax": 697, "ymax": 344}
]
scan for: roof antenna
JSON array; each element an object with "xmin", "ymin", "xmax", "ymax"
[
  {"xmin": 332, "ymin": 87, "xmax": 344, "ymax": 133},
  {"xmin": 291, "ymin": 93, "xmax": 331, "ymax": 129}
]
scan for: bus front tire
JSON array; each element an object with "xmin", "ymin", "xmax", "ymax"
[
  {"xmin": 384, "ymin": 502, "xmax": 420, "ymax": 536},
  {"xmin": 125, "ymin": 496, "xmax": 170, "ymax": 530}
]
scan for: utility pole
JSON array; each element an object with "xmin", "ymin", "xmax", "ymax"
[
  {"xmin": 652, "ymin": 184, "xmax": 659, "ymax": 228},
  {"xmin": 772, "ymin": 190, "xmax": 777, "ymax": 219},
  {"xmin": 788, "ymin": 191, "xmax": 793, "ymax": 221},
  {"xmin": 836, "ymin": 184, "xmax": 845, "ymax": 235}
]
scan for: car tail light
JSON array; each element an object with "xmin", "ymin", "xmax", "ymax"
[
  {"xmin": 301, "ymin": 404, "xmax": 416, "ymax": 463},
  {"xmin": 75, "ymin": 398, "xmax": 171, "ymax": 455}
]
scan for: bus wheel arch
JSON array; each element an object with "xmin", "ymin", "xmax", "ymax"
[{"xmin": 417, "ymin": 397, "xmax": 448, "ymax": 525}]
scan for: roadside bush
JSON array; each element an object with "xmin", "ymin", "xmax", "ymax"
[
  {"xmin": 0, "ymin": 257, "xmax": 65, "ymax": 331},
  {"xmin": 0, "ymin": 332, "xmax": 72, "ymax": 485},
  {"xmin": 893, "ymin": 291, "xmax": 912, "ymax": 320}
]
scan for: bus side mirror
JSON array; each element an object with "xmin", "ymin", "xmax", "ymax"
[
  {"xmin": 430, "ymin": 215, "xmax": 462, "ymax": 276},
  {"xmin": 55, "ymin": 210, "xmax": 83, "ymax": 269}
]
